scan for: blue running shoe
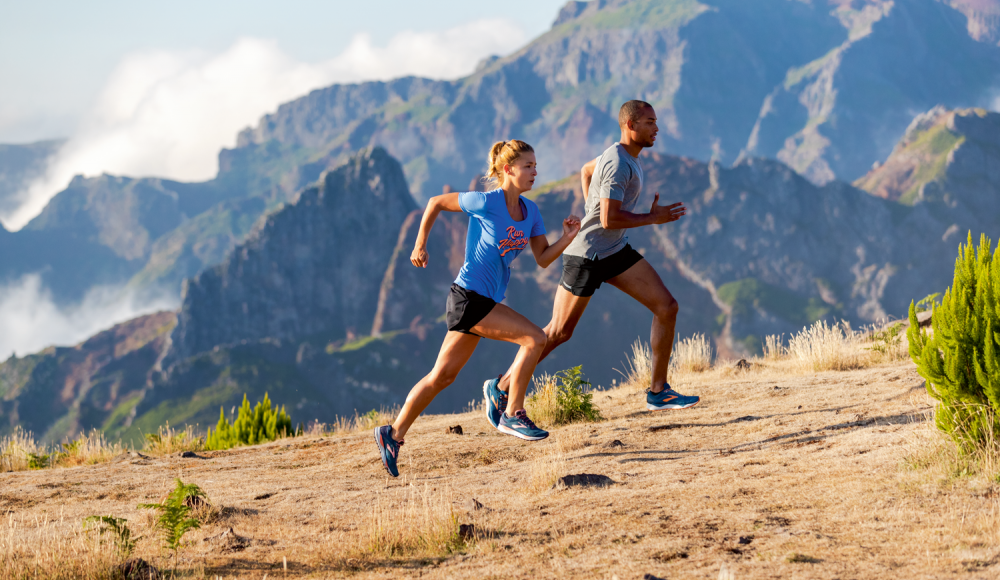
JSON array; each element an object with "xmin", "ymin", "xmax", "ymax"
[
  {"xmin": 483, "ymin": 375, "xmax": 507, "ymax": 429},
  {"xmin": 498, "ymin": 409, "xmax": 548, "ymax": 441},
  {"xmin": 374, "ymin": 425, "xmax": 403, "ymax": 477},
  {"xmin": 647, "ymin": 384, "xmax": 700, "ymax": 411}
]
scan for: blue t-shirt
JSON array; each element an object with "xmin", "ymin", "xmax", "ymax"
[{"xmin": 454, "ymin": 189, "xmax": 547, "ymax": 303}]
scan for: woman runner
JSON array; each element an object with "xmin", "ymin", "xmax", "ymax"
[{"xmin": 374, "ymin": 139, "xmax": 581, "ymax": 477}]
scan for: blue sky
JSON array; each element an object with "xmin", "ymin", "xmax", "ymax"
[{"xmin": 0, "ymin": 0, "xmax": 569, "ymax": 143}]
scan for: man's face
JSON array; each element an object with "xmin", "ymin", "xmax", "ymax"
[{"xmin": 628, "ymin": 106, "xmax": 658, "ymax": 147}]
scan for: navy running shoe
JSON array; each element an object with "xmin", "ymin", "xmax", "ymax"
[
  {"xmin": 483, "ymin": 375, "xmax": 508, "ymax": 429},
  {"xmin": 374, "ymin": 425, "xmax": 403, "ymax": 477},
  {"xmin": 498, "ymin": 409, "xmax": 548, "ymax": 441},
  {"xmin": 646, "ymin": 384, "xmax": 700, "ymax": 411}
]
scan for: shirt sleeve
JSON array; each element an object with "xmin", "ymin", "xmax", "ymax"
[
  {"xmin": 529, "ymin": 204, "xmax": 547, "ymax": 238},
  {"xmin": 598, "ymin": 155, "xmax": 630, "ymax": 202},
  {"xmin": 458, "ymin": 190, "xmax": 490, "ymax": 218}
]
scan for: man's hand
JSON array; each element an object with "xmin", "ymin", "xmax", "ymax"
[
  {"xmin": 410, "ymin": 245, "xmax": 429, "ymax": 268},
  {"xmin": 563, "ymin": 215, "xmax": 582, "ymax": 238},
  {"xmin": 649, "ymin": 193, "xmax": 686, "ymax": 224}
]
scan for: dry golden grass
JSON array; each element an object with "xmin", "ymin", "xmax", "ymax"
[
  {"xmin": 1, "ymin": 428, "xmax": 129, "ymax": 473},
  {"xmin": 5, "ymin": 351, "xmax": 1000, "ymax": 579},
  {"xmin": 670, "ymin": 332, "xmax": 713, "ymax": 374},
  {"xmin": 618, "ymin": 338, "xmax": 653, "ymax": 392},
  {"xmin": 306, "ymin": 406, "xmax": 401, "ymax": 438},
  {"xmin": 141, "ymin": 422, "xmax": 204, "ymax": 455}
]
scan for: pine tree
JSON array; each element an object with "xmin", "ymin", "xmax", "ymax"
[
  {"xmin": 908, "ymin": 232, "xmax": 1000, "ymax": 450},
  {"xmin": 204, "ymin": 393, "xmax": 296, "ymax": 451}
]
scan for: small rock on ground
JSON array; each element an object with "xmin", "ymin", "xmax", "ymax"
[
  {"xmin": 555, "ymin": 474, "xmax": 616, "ymax": 488},
  {"xmin": 115, "ymin": 558, "xmax": 160, "ymax": 580}
]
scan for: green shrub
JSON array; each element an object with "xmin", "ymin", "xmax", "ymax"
[
  {"xmin": 83, "ymin": 515, "xmax": 137, "ymax": 558},
  {"xmin": 909, "ymin": 232, "xmax": 1000, "ymax": 454},
  {"xmin": 138, "ymin": 478, "xmax": 205, "ymax": 555},
  {"xmin": 527, "ymin": 366, "xmax": 603, "ymax": 426},
  {"xmin": 204, "ymin": 392, "xmax": 298, "ymax": 451}
]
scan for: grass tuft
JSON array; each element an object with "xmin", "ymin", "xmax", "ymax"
[
  {"xmin": 361, "ymin": 484, "xmax": 470, "ymax": 558},
  {"xmin": 670, "ymin": 333, "xmax": 713, "ymax": 374},
  {"xmin": 526, "ymin": 366, "xmax": 602, "ymax": 426}
]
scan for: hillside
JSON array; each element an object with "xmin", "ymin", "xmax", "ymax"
[
  {"xmin": 7, "ymin": 360, "xmax": 1000, "ymax": 579},
  {"xmin": 3, "ymin": 0, "xmax": 1000, "ymax": 306}
]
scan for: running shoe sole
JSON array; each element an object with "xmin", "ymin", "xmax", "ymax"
[
  {"xmin": 496, "ymin": 424, "xmax": 549, "ymax": 441},
  {"xmin": 373, "ymin": 427, "xmax": 399, "ymax": 477},
  {"xmin": 483, "ymin": 379, "xmax": 500, "ymax": 429},
  {"xmin": 647, "ymin": 399, "xmax": 700, "ymax": 411}
]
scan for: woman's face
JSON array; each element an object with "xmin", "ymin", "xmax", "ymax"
[{"xmin": 503, "ymin": 151, "xmax": 537, "ymax": 191}]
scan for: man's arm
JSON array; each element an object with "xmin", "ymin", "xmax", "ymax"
[
  {"xmin": 600, "ymin": 193, "xmax": 686, "ymax": 230},
  {"xmin": 580, "ymin": 159, "xmax": 597, "ymax": 200}
]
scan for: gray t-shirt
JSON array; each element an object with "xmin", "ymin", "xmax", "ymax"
[{"xmin": 564, "ymin": 143, "xmax": 643, "ymax": 260}]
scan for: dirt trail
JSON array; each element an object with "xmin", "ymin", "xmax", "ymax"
[{"xmin": 5, "ymin": 361, "xmax": 998, "ymax": 579}]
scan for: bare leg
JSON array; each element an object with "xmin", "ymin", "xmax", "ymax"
[
  {"xmin": 607, "ymin": 259, "xmax": 678, "ymax": 393},
  {"xmin": 392, "ymin": 331, "xmax": 480, "ymax": 440},
  {"xmin": 498, "ymin": 287, "xmax": 591, "ymax": 392},
  {"xmin": 471, "ymin": 304, "xmax": 547, "ymax": 414}
]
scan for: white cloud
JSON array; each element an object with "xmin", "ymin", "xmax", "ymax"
[
  {"xmin": 0, "ymin": 274, "xmax": 177, "ymax": 358},
  {"xmin": 2, "ymin": 18, "xmax": 525, "ymax": 231}
]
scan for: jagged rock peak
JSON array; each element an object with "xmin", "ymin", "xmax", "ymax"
[
  {"xmin": 855, "ymin": 107, "xmax": 1000, "ymax": 204},
  {"xmin": 166, "ymin": 147, "xmax": 416, "ymax": 363}
]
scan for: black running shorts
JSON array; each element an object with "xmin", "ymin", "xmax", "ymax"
[
  {"xmin": 559, "ymin": 244, "xmax": 644, "ymax": 297},
  {"xmin": 446, "ymin": 284, "xmax": 497, "ymax": 335}
]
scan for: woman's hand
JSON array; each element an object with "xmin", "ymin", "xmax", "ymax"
[
  {"xmin": 410, "ymin": 245, "xmax": 429, "ymax": 268},
  {"xmin": 563, "ymin": 215, "xmax": 582, "ymax": 239}
]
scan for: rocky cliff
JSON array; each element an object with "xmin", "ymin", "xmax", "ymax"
[{"xmin": 167, "ymin": 147, "xmax": 417, "ymax": 363}]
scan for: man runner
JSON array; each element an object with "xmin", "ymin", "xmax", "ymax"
[{"xmin": 483, "ymin": 100, "xmax": 698, "ymax": 427}]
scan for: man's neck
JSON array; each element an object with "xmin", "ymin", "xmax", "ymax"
[{"xmin": 618, "ymin": 139, "xmax": 643, "ymax": 158}]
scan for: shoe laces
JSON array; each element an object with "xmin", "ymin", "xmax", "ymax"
[
  {"xmin": 513, "ymin": 409, "xmax": 538, "ymax": 430},
  {"xmin": 496, "ymin": 376, "xmax": 508, "ymax": 402}
]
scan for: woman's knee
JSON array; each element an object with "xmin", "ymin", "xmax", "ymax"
[
  {"xmin": 525, "ymin": 327, "xmax": 547, "ymax": 351},
  {"xmin": 428, "ymin": 368, "xmax": 459, "ymax": 389}
]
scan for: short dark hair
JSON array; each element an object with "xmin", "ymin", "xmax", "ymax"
[{"xmin": 619, "ymin": 100, "xmax": 652, "ymax": 128}]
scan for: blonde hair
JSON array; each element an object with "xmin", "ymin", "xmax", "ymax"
[{"xmin": 485, "ymin": 139, "xmax": 534, "ymax": 188}]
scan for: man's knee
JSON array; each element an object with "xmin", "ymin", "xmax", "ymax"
[
  {"xmin": 654, "ymin": 298, "xmax": 679, "ymax": 321},
  {"xmin": 545, "ymin": 324, "xmax": 575, "ymax": 347}
]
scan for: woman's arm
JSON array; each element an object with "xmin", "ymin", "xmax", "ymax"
[
  {"xmin": 530, "ymin": 215, "xmax": 582, "ymax": 268},
  {"xmin": 411, "ymin": 193, "xmax": 462, "ymax": 268}
]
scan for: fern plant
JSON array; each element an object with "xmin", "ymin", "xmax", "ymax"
[
  {"xmin": 204, "ymin": 392, "xmax": 298, "ymax": 451},
  {"xmin": 83, "ymin": 515, "xmax": 137, "ymax": 558},
  {"xmin": 138, "ymin": 478, "xmax": 206, "ymax": 555},
  {"xmin": 908, "ymin": 232, "xmax": 1000, "ymax": 452}
]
